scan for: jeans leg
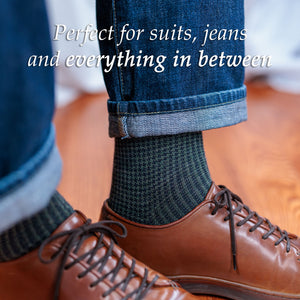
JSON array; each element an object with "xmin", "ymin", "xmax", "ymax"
[
  {"xmin": 97, "ymin": 0, "xmax": 247, "ymax": 138},
  {"xmin": 0, "ymin": 0, "xmax": 61, "ymax": 232}
]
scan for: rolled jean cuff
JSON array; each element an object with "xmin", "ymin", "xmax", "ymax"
[
  {"xmin": 0, "ymin": 124, "xmax": 62, "ymax": 233},
  {"xmin": 108, "ymin": 85, "xmax": 247, "ymax": 138}
]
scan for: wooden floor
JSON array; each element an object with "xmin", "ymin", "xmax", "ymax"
[{"xmin": 54, "ymin": 84, "xmax": 300, "ymax": 300}]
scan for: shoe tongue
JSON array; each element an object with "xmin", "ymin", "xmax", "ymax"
[
  {"xmin": 51, "ymin": 211, "xmax": 100, "ymax": 256},
  {"xmin": 205, "ymin": 182, "xmax": 222, "ymax": 201},
  {"xmin": 52, "ymin": 210, "xmax": 88, "ymax": 235}
]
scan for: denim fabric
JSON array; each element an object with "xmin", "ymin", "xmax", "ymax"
[
  {"xmin": 0, "ymin": 127, "xmax": 62, "ymax": 233},
  {"xmin": 109, "ymin": 92, "xmax": 247, "ymax": 138},
  {"xmin": 0, "ymin": 0, "xmax": 61, "ymax": 231},
  {"xmin": 97, "ymin": 0, "xmax": 247, "ymax": 138},
  {"xmin": 0, "ymin": 0, "xmax": 55, "ymax": 177}
]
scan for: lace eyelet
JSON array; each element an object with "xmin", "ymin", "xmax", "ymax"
[
  {"xmin": 77, "ymin": 274, "xmax": 83, "ymax": 279},
  {"xmin": 89, "ymin": 284, "xmax": 96, "ymax": 290}
]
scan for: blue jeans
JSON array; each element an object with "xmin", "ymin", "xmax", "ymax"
[
  {"xmin": 0, "ymin": 0, "xmax": 246, "ymax": 232},
  {"xmin": 97, "ymin": 0, "xmax": 247, "ymax": 138},
  {"xmin": 0, "ymin": 0, "xmax": 61, "ymax": 232}
]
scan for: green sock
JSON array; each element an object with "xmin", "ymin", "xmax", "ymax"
[
  {"xmin": 109, "ymin": 132, "xmax": 212, "ymax": 225},
  {"xmin": 0, "ymin": 191, "xmax": 74, "ymax": 262}
]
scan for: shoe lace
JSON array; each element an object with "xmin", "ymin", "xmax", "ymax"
[
  {"xmin": 211, "ymin": 185, "xmax": 292, "ymax": 270},
  {"xmin": 38, "ymin": 220, "xmax": 159, "ymax": 300}
]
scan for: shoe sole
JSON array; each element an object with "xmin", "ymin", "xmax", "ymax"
[{"xmin": 170, "ymin": 277, "xmax": 300, "ymax": 300}]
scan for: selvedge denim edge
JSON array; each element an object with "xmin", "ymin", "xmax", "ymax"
[
  {"xmin": 0, "ymin": 125, "xmax": 62, "ymax": 233},
  {"xmin": 108, "ymin": 85, "xmax": 247, "ymax": 138}
]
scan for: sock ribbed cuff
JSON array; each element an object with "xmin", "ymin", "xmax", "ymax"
[{"xmin": 0, "ymin": 191, "xmax": 74, "ymax": 262}]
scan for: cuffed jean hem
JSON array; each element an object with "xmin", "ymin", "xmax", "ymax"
[
  {"xmin": 0, "ymin": 125, "xmax": 62, "ymax": 233},
  {"xmin": 108, "ymin": 85, "xmax": 247, "ymax": 138}
]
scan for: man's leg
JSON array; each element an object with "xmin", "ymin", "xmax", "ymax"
[
  {"xmin": 0, "ymin": 2, "xmax": 198, "ymax": 299},
  {"xmin": 98, "ymin": 1, "xmax": 300, "ymax": 299},
  {"xmin": 0, "ymin": 0, "xmax": 74, "ymax": 259},
  {"xmin": 97, "ymin": 0, "xmax": 246, "ymax": 225}
]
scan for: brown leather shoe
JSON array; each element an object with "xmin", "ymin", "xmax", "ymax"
[
  {"xmin": 0, "ymin": 211, "xmax": 198, "ymax": 300},
  {"xmin": 100, "ymin": 182, "xmax": 300, "ymax": 300}
]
